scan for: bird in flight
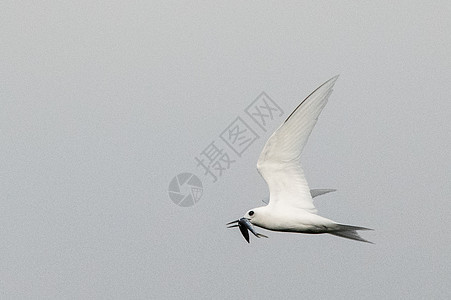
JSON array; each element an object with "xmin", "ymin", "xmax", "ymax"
[{"xmin": 227, "ymin": 76, "xmax": 373, "ymax": 243}]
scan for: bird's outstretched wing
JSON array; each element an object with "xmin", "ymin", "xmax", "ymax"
[
  {"xmin": 257, "ymin": 76, "xmax": 338, "ymax": 213},
  {"xmin": 261, "ymin": 188, "xmax": 336, "ymax": 204}
]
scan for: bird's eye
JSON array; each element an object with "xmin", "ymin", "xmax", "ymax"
[{"xmin": 249, "ymin": 211, "xmax": 254, "ymax": 216}]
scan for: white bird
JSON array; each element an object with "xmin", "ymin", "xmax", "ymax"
[{"xmin": 227, "ymin": 76, "xmax": 373, "ymax": 243}]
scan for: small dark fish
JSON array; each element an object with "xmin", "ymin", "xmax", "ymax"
[{"xmin": 227, "ymin": 218, "xmax": 268, "ymax": 243}]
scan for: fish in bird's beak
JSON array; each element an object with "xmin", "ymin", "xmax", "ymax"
[{"xmin": 227, "ymin": 218, "xmax": 268, "ymax": 243}]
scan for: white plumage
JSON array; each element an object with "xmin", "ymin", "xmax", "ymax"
[{"xmin": 228, "ymin": 76, "xmax": 372, "ymax": 243}]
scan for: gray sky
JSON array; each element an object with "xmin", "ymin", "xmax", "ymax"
[{"xmin": 1, "ymin": 1, "xmax": 451, "ymax": 299}]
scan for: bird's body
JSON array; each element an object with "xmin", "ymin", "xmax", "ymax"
[
  {"xmin": 247, "ymin": 206, "xmax": 334, "ymax": 233},
  {"xmin": 228, "ymin": 76, "xmax": 373, "ymax": 243}
]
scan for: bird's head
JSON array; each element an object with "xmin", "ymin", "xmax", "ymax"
[{"xmin": 243, "ymin": 207, "xmax": 265, "ymax": 224}]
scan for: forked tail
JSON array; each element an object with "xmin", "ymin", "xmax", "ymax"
[{"xmin": 329, "ymin": 224, "xmax": 373, "ymax": 244}]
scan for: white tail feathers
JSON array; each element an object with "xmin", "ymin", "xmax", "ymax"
[{"xmin": 329, "ymin": 224, "xmax": 373, "ymax": 243}]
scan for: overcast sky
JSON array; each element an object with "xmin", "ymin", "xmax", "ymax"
[{"xmin": 1, "ymin": 1, "xmax": 451, "ymax": 299}]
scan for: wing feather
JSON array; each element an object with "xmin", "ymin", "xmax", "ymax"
[{"xmin": 257, "ymin": 76, "xmax": 338, "ymax": 213}]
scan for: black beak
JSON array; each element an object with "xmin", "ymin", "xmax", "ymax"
[{"xmin": 227, "ymin": 218, "xmax": 268, "ymax": 243}]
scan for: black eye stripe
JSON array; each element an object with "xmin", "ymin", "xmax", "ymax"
[{"xmin": 249, "ymin": 211, "xmax": 254, "ymax": 216}]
